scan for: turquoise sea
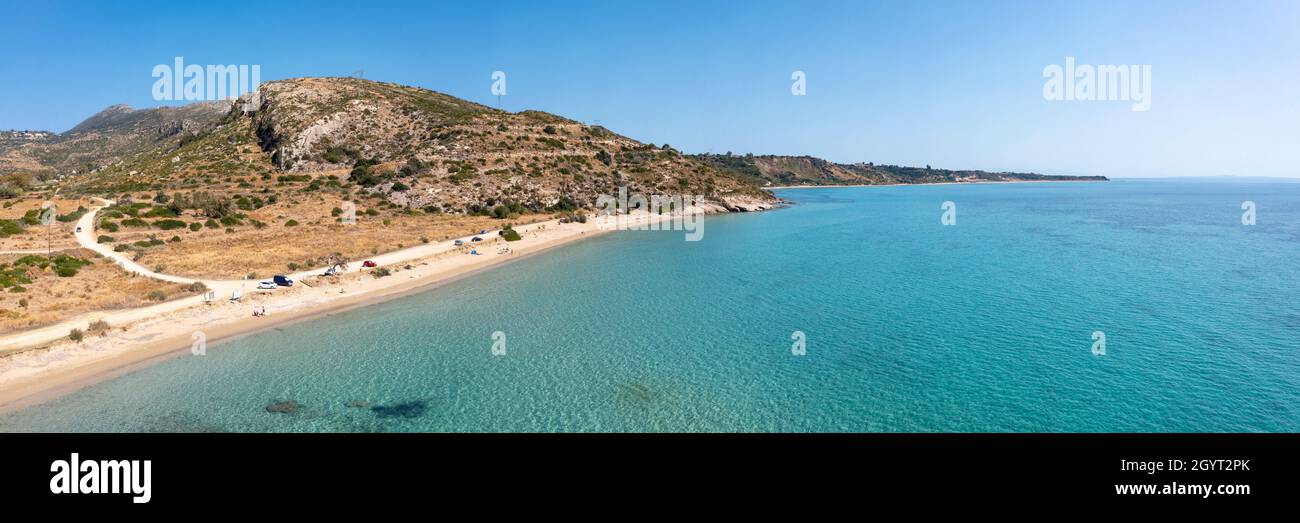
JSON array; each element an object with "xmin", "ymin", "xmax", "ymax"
[{"xmin": 3, "ymin": 180, "xmax": 1298, "ymax": 432}]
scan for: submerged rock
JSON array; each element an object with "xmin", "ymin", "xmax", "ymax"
[
  {"xmin": 346, "ymin": 400, "xmax": 371, "ymax": 409},
  {"xmin": 265, "ymin": 400, "xmax": 300, "ymax": 414}
]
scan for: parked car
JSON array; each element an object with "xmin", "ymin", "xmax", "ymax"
[
  {"xmin": 322, "ymin": 267, "xmax": 337, "ymax": 276},
  {"xmin": 362, "ymin": 260, "xmax": 377, "ymax": 268},
  {"xmin": 257, "ymin": 281, "xmax": 277, "ymax": 290},
  {"xmin": 454, "ymin": 239, "xmax": 464, "ymax": 246},
  {"xmin": 272, "ymin": 275, "xmax": 294, "ymax": 287},
  {"xmin": 75, "ymin": 226, "xmax": 82, "ymax": 233},
  {"xmin": 471, "ymin": 236, "xmax": 483, "ymax": 242},
  {"xmin": 479, "ymin": 229, "xmax": 487, "ymax": 234}
]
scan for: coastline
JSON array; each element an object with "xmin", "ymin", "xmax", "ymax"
[
  {"xmin": 766, "ymin": 179, "xmax": 1107, "ymax": 190},
  {"xmin": 0, "ymin": 211, "xmax": 680, "ymax": 414}
]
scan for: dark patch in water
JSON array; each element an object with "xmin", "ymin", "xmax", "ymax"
[
  {"xmin": 615, "ymin": 382, "xmax": 661, "ymax": 409},
  {"xmin": 265, "ymin": 400, "xmax": 300, "ymax": 414},
  {"xmin": 371, "ymin": 400, "xmax": 428, "ymax": 419}
]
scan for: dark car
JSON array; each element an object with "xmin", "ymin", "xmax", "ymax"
[
  {"xmin": 272, "ymin": 275, "xmax": 294, "ymax": 287},
  {"xmin": 471, "ymin": 236, "xmax": 483, "ymax": 242}
]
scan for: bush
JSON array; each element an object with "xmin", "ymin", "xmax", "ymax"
[
  {"xmin": 502, "ymin": 226, "xmax": 522, "ymax": 242},
  {"xmin": 146, "ymin": 290, "xmax": 168, "ymax": 302},
  {"xmin": 371, "ymin": 268, "xmax": 392, "ymax": 278},
  {"xmin": 154, "ymin": 219, "xmax": 187, "ymax": 230},
  {"xmin": 0, "ymin": 219, "xmax": 22, "ymax": 238},
  {"xmin": 97, "ymin": 235, "xmax": 115, "ymax": 243},
  {"xmin": 285, "ymin": 219, "xmax": 299, "ymax": 227},
  {"xmin": 186, "ymin": 282, "xmax": 209, "ymax": 293},
  {"xmin": 87, "ymin": 320, "xmax": 111, "ymax": 337},
  {"xmin": 188, "ymin": 222, "xmax": 202, "ymax": 231},
  {"xmin": 69, "ymin": 329, "xmax": 84, "ymax": 342}
]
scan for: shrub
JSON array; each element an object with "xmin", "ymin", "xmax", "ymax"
[
  {"xmin": 97, "ymin": 235, "xmax": 116, "ymax": 243},
  {"xmin": 371, "ymin": 268, "xmax": 391, "ymax": 278},
  {"xmin": 69, "ymin": 329, "xmax": 84, "ymax": 342},
  {"xmin": 502, "ymin": 226, "xmax": 522, "ymax": 242},
  {"xmin": 146, "ymin": 290, "xmax": 168, "ymax": 302},
  {"xmin": 188, "ymin": 222, "xmax": 202, "ymax": 231},
  {"xmin": 285, "ymin": 219, "xmax": 299, "ymax": 227},
  {"xmin": 154, "ymin": 219, "xmax": 187, "ymax": 230},
  {"xmin": 0, "ymin": 219, "xmax": 22, "ymax": 238},
  {"xmin": 87, "ymin": 320, "xmax": 111, "ymax": 337}
]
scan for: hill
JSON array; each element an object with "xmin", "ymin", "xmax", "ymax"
[
  {"xmin": 47, "ymin": 77, "xmax": 775, "ymax": 213},
  {"xmin": 693, "ymin": 153, "xmax": 1108, "ymax": 187}
]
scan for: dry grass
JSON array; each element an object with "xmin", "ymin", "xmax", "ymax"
[
  {"xmin": 120, "ymin": 194, "xmax": 543, "ymax": 279},
  {"xmin": 0, "ymin": 249, "xmax": 199, "ymax": 333},
  {"xmin": 0, "ymin": 197, "xmax": 89, "ymax": 251}
]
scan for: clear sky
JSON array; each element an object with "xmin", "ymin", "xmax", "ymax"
[{"xmin": 1, "ymin": 0, "xmax": 1296, "ymax": 178}]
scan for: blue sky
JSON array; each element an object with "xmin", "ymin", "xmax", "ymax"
[{"xmin": 1, "ymin": 0, "xmax": 1296, "ymax": 178}]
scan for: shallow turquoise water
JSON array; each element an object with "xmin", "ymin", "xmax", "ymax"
[{"xmin": 3, "ymin": 180, "xmax": 1298, "ymax": 432}]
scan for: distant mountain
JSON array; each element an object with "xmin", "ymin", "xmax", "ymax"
[
  {"xmin": 47, "ymin": 77, "xmax": 777, "ymax": 212},
  {"xmin": 0, "ymin": 102, "xmax": 227, "ymax": 182},
  {"xmin": 692, "ymin": 153, "xmax": 1107, "ymax": 187}
]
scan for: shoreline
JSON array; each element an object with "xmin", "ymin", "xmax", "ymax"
[
  {"xmin": 0, "ymin": 212, "xmax": 677, "ymax": 414},
  {"xmin": 766, "ymin": 179, "xmax": 1107, "ymax": 190}
]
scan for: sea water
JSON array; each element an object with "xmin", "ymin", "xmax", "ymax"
[{"xmin": 2, "ymin": 180, "xmax": 1297, "ymax": 432}]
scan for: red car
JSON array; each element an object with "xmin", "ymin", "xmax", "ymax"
[{"xmin": 362, "ymin": 260, "xmax": 377, "ymax": 268}]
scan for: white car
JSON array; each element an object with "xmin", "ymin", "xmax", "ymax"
[{"xmin": 256, "ymin": 281, "xmax": 277, "ymax": 290}]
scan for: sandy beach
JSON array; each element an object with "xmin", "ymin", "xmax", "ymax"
[{"xmin": 0, "ymin": 210, "xmax": 679, "ymax": 413}]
